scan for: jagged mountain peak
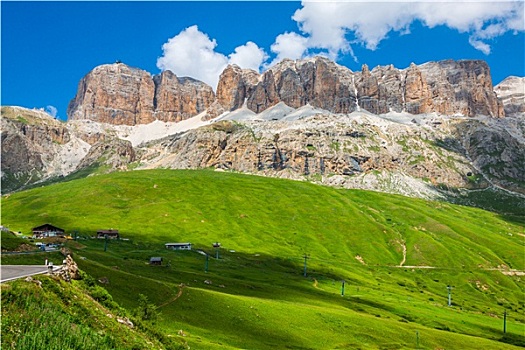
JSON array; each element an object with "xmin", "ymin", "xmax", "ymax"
[
  {"xmin": 66, "ymin": 57, "xmax": 505, "ymax": 128},
  {"xmin": 5, "ymin": 57, "xmax": 523, "ymax": 205},
  {"xmin": 218, "ymin": 57, "xmax": 503, "ymax": 118},
  {"xmin": 67, "ymin": 61, "xmax": 215, "ymax": 125}
]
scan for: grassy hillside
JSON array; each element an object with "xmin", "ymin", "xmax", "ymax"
[
  {"xmin": 3, "ymin": 169, "xmax": 524, "ymax": 268},
  {"xmin": 1, "ymin": 231, "xmax": 29, "ymax": 251},
  {"xmin": 0, "ymin": 274, "xmax": 183, "ymax": 350},
  {"xmin": 2, "ymin": 169, "xmax": 524, "ymax": 349}
]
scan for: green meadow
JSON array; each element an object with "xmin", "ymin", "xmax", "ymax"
[{"xmin": 2, "ymin": 169, "xmax": 524, "ymax": 349}]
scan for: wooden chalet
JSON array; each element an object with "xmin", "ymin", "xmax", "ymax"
[
  {"xmin": 32, "ymin": 224, "xmax": 65, "ymax": 239},
  {"xmin": 97, "ymin": 229, "xmax": 119, "ymax": 239}
]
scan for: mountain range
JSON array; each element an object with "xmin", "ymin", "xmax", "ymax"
[{"xmin": 2, "ymin": 56, "xmax": 524, "ymax": 211}]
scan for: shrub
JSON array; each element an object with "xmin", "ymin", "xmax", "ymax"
[{"xmin": 134, "ymin": 294, "xmax": 159, "ymax": 322}]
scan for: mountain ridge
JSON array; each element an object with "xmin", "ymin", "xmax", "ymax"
[
  {"xmin": 1, "ymin": 57, "xmax": 523, "ymax": 210},
  {"xmin": 67, "ymin": 57, "xmax": 505, "ymax": 126}
]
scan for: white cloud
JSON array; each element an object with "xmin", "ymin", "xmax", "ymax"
[
  {"xmin": 45, "ymin": 105, "xmax": 58, "ymax": 118},
  {"xmin": 290, "ymin": 1, "xmax": 524, "ymax": 56},
  {"xmin": 469, "ymin": 38, "xmax": 492, "ymax": 55},
  {"xmin": 157, "ymin": 26, "xmax": 267, "ymax": 90},
  {"xmin": 157, "ymin": 25, "xmax": 228, "ymax": 90},
  {"xmin": 269, "ymin": 32, "xmax": 309, "ymax": 66},
  {"xmin": 228, "ymin": 41, "xmax": 267, "ymax": 71},
  {"xmin": 156, "ymin": 3, "xmax": 523, "ymax": 90}
]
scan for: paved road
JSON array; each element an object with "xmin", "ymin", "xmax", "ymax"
[{"xmin": 0, "ymin": 265, "xmax": 53, "ymax": 283}]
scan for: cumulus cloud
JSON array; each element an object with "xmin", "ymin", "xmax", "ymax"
[
  {"xmin": 267, "ymin": 32, "xmax": 310, "ymax": 67},
  {"xmin": 45, "ymin": 105, "xmax": 58, "ymax": 118},
  {"xmin": 228, "ymin": 41, "xmax": 267, "ymax": 71},
  {"xmin": 157, "ymin": 26, "xmax": 267, "ymax": 90},
  {"xmin": 157, "ymin": 25, "xmax": 228, "ymax": 89},
  {"xmin": 156, "ymin": 3, "xmax": 523, "ymax": 90},
  {"xmin": 291, "ymin": 1, "xmax": 524, "ymax": 55}
]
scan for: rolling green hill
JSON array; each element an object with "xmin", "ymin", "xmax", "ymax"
[
  {"xmin": 2, "ymin": 169, "xmax": 524, "ymax": 349},
  {"xmin": 1, "ymin": 275, "xmax": 176, "ymax": 350}
]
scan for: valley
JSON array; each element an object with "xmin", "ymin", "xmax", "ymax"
[
  {"xmin": 2, "ymin": 2, "xmax": 524, "ymax": 348},
  {"xmin": 1, "ymin": 170, "xmax": 524, "ymax": 349},
  {"xmin": 1, "ymin": 56, "xmax": 524, "ymax": 349}
]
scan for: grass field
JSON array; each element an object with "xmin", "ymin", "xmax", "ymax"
[{"xmin": 2, "ymin": 169, "xmax": 524, "ymax": 349}]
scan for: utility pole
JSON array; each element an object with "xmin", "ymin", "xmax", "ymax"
[
  {"xmin": 213, "ymin": 242, "xmax": 221, "ymax": 259},
  {"xmin": 503, "ymin": 310, "xmax": 507, "ymax": 333},
  {"xmin": 205, "ymin": 253, "xmax": 209, "ymax": 273},
  {"xmin": 303, "ymin": 254, "xmax": 309, "ymax": 277},
  {"xmin": 341, "ymin": 280, "xmax": 345, "ymax": 297},
  {"xmin": 447, "ymin": 285, "xmax": 452, "ymax": 306}
]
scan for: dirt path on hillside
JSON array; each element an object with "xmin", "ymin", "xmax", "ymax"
[
  {"xmin": 158, "ymin": 283, "xmax": 186, "ymax": 308},
  {"xmin": 399, "ymin": 241, "xmax": 407, "ymax": 267},
  {"xmin": 391, "ymin": 265, "xmax": 525, "ymax": 276}
]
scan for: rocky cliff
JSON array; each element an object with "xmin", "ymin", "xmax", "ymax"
[
  {"xmin": 136, "ymin": 107, "xmax": 524, "ymax": 198},
  {"xmin": 3, "ymin": 58, "xmax": 523, "ymax": 208},
  {"xmin": 1, "ymin": 106, "xmax": 83, "ymax": 192},
  {"xmin": 494, "ymin": 76, "xmax": 525, "ymax": 116},
  {"xmin": 1, "ymin": 106, "xmax": 133, "ymax": 192},
  {"xmin": 216, "ymin": 57, "xmax": 504, "ymax": 118},
  {"xmin": 67, "ymin": 63, "xmax": 214, "ymax": 126},
  {"xmin": 67, "ymin": 58, "xmax": 505, "ymax": 127}
]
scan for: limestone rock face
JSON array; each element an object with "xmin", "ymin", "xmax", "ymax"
[
  {"xmin": 414, "ymin": 60, "xmax": 504, "ymax": 117},
  {"xmin": 216, "ymin": 65, "xmax": 260, "ymax": 111},
  {"xmin": 456, "ymin": 118, "xmax": 525, "ymax": 193},
  {"xmin": 137, "ymin": 108, "xmax": 524, "ymax": 199},
  {"xmin": 357, "ymin": 64, "xmax": 378, "ymax": 112},
  {"xmin": 247, "ymin": 70, "xmax": 280, "ymax": 113},
  {"xmin": 404, "ymin": 63, "xmax": 433, "ymax": 114},
  {"xmin": 136, "ymin": 117, "xmax": 473, "ymax": 198},
  {"xmin": 268, "ymin": 58, "xmax": 356, "ymax": 113},
  {"xmin": 67, "ymin": 64, "xmax": 156, "ymax": 125},
  {"xmin": 214, "ymin": 57, "xmax": 504, "ymax": 118},
  {"xmin": 68, "ymin": 58, "xmax": 504, "ymax": 128},
  {"xmin": 67, "ymin": 63, "xmax": 215, "ymax": 125},
  {"xmin": 2, "ymin": 106, "xmax": 142, "ymax": 193},
  {"xmin": 494, "ymin": 76, "xmax": 525, "ymax": 116},
  {"xmin": 153, "ymin": 70, "xmax": 215, "ymax": 122},
  {"xmin": 75, "ymin": 137, "xmax": 135, "ymax": 171},
  {"xmin": 1, "ymin": 107, "xmax": 76, "ymax": 192}
]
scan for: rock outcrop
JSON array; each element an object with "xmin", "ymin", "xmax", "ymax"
[
  {"xmin": 56, "ymin": 255, "xmax": 81, "ymax": 282},
  {"xmin": 494, "ymin": 76, "xmax": 525, "ymax": 116},
  {"xmin": 136, "ymin": 116, "xmax": 482, "ymax": 199},
  {"xmin": 1, "ymin": 106, "xmax": 134, "ymax": 193},
  {"xmin": 67, "ymin": 63, "xmax": 215, "ymax": 126},
  {"xmin": 216, "ymin": 65, "xmax": 260, "ymax": 111},
  {"xmin": 67, "ymin": 64, "xmax": 156, "ymax": 125},
  {"xmin": 153, "ymin": 70, "xmax": 215, "ymax": 122},
  {"xmin": 216, "ymin": 57, "xmax": 504, "ymax": 118},
  {"xmin": 1, "ymin": 106, "xmax": 79, "ymax": 192},
  {"xmin": 74, "ymin": 137, "xmax": 136, "ymax": 172},
  {"xmin": 3, "ymin": 58, "xmax": 523, "ymax": 204},
  {"xmin": 67, "ymin": 58, "xmax": 505, "ymax": 128}
]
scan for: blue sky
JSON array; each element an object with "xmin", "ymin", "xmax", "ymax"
[{"xmin": 2, "ymin": 1, "xmax": 524, "ymax": 120}]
